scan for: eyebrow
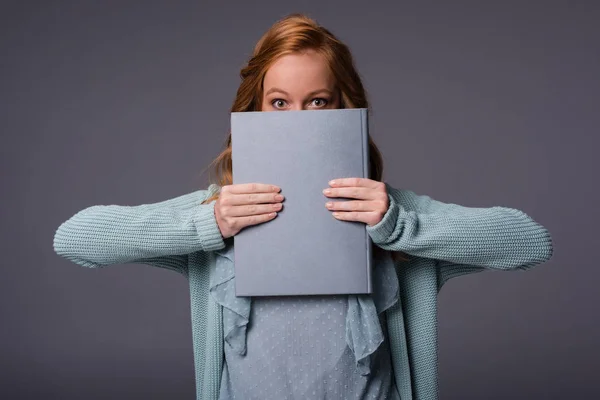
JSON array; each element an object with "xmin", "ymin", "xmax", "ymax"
[{"xmin": 265, "ymin": 87, "xmax": 334, "ymax": 97}]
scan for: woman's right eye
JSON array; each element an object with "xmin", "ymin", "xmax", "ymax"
[{"xmin": 271, "ymin": 99, "xmax": 287, "ymax": 109}]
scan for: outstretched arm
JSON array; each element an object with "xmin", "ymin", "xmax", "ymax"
[
  {"xmin": 53, "ymin": 186, "xmax": 225, "ymax": 276},
  {"xmin": 367, "ymin": 183, "xmax": 553, "ymax": 276}
]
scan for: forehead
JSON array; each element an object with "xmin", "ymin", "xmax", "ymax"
[{"xmin": 263, "ymin": 50, "xmax": 335, "ymax": 91}]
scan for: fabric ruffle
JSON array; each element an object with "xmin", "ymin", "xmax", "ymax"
[
  {"xmin": 210, "ymin": 240, "xmax": 399, "ymax": 376},
  {"xmin": 346, "ymin": 247, "xmax": 399, "ymax": 375},
  {"xmin": 210, "ymin": 240, "xmax": 251, "ymax": 355}
]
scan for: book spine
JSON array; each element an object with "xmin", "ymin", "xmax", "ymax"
[{"xmin": 361, "ymin": 109, "xmax": 373, "ymax": 294}]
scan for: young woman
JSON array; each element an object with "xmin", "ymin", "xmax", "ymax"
[{"xmin": 53, "ymin": 13, "xmax": 554, "ymax": 400}]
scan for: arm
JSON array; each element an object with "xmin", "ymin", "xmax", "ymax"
[
  {"xmin": 52, "ymin": 186, "xmax": 225, "ymax": 276},
  {"xmin": 367, "ymin": 183, "xmax": 554, "ymax": 277}
]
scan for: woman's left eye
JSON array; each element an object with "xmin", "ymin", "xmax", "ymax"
[{"xmin": 311, "ymin": 98, "xmax": 328, "ymax": 107}]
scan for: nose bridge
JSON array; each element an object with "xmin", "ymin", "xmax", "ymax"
[{"xmin": 290, "ymin": 103, "xmax": 303, "ymax": 111}]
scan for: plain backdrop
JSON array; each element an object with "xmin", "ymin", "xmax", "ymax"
[{"xmin": 1, "ymin": 1, "xmax": 598, "ymax": 399}]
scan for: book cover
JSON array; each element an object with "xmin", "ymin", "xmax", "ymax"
[{"xmin": 230, "ymin": 108, "xmax": 372, "ymax": 296}]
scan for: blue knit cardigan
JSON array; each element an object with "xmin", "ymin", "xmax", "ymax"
[{"xmin": 53, "ymin": 182, "xmax": 553, "ymax": 399}]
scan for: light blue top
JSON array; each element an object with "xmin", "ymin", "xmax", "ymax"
[{"xmin": 212, "ymin": 239, "xmax": 402, "ymax": 399}]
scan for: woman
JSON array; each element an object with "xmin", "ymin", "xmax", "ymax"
[{"xmin": 53, "ymin": 13, "xmax": 554, "ymax": 400}]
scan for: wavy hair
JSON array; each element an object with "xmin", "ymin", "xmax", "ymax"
[{"xmin": 200, "ymin": 13, "xmax": 409, "ymax": 262}]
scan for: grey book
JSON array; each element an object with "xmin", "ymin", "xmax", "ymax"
[{"xmin": 230, "ymin": 108, "xmax": 372, "ymax": 296}]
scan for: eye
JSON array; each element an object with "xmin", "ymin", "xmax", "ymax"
[
  {"xmin": 310, "ymin": 98, "xmax": 329, "ymax": 108},
  {"xmin": 271, "ymin": 99, "xmax": 287, "ymax": 109}
]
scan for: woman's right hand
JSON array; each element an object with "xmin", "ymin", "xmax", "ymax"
[{"xmin": 214, "ymin": 183, "xmax": 284, "ymax": 239}]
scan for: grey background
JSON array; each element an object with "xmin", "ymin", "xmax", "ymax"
[{"xmin": 1, "ymin": 1, "xmax": 597, "ymax": 399}]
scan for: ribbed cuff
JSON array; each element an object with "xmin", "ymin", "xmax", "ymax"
[
  {"xmin": 366, "ymin": 183, "xmax": 401, "ymax": 246},
  {"xmin": 193, "ymin": 199, "xmax": 226, "ymax": 252}
]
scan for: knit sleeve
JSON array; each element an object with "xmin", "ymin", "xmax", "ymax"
[
  {"xmin": 52, "ymin": 187, "xmax": 226, "ymax": 276},
  {"xmin": 366, "ymin": 183, "xmax": 554, "ymax": 284}
]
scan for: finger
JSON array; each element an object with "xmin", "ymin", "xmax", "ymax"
[
  {"xmin": 323, "ymin": 186, "xmax": 380, "ymax": 200},
  {"xmin": 329, "ymin": 177, "xmax": 382, "ymax": 189},
  {"xmin": 225, "ymin": 192, "xmax": 284, "ymax": 206},
  {"xmin": 331, "ymin": 210, "xmax": 380, "ymax": 226},
  {"xmin": 235, "ymin": 212, "xmax": 278, "ymax": 228},
  {"xmin": 325, "ymin": 200, "xmax": 380, "ymax": 212},
  {"xmin": 225, "ymin": 183, "xmax": 280, "ymax": 194},
  {"xmin": 226, "ymin": 202, "xmax": 282, "ymax": 217}
]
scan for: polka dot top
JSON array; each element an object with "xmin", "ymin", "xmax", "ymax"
[{"xmin": 211, "ymin": 239, "xmax": 401, "ymax": 399}]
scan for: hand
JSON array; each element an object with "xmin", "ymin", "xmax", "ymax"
[
  {"xmin": 214, "ymin": 183, "xmax": 284, "ymax": 239},
  {"xmin": 323, "ymin": 178, "xmax": 389, "ymax": 227}
]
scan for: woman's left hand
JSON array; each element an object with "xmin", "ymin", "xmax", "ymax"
[{"xmin": 323, "ymin": 178, "xmax": 389, "ymax": 227}]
